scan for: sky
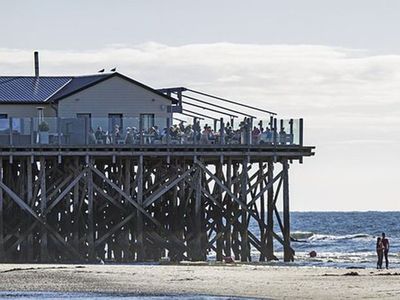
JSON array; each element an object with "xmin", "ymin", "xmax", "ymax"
[{"xmin": 0, "ymin": 0, "xmax": 400, "ymax": 211}]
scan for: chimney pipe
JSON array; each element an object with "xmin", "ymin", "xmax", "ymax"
[{"xmin": 34, "ymin": 51, "xmax": 39, "ymax": 77}]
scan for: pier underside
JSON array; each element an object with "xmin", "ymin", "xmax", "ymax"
[{"xmin": 0, "ymin": 145, "xmax": 313, "ymax": 263}]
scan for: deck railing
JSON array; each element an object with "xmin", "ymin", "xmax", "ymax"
[{"xmin": 0, "ymin": 117, "xmax": 303, "ymax": 147}]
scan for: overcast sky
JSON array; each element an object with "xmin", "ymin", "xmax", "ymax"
[{"xmin": 1, "ymin": 0, "xmax": 399, "ymax": 211}]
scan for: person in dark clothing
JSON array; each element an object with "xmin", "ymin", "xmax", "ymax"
[
  {"xmin": 382, "ymin": 232, "xmax": 390, "ymax": 269},
  {"xmin": 376, "ymin": 237, "xmax": 384, "ymax": 269}
]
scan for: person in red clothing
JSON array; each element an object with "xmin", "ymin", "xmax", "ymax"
[{"xmin": 382, "ymin": 232, "xmax": 390, "ymax": 269}]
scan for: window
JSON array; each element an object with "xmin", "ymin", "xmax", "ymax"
[
  {"xmin": 0, "ymin": 114, "xmax": 7, "ymax": 131},
  {"xmin": 109, "ymin": 114, "xmax": 123, "ymax": 132},
  {"xmin": 140, "ymin": 114, "xmax": 155, "ymax": 130}
]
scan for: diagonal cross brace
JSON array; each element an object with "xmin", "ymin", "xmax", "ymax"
[{"xmin": 143, "ymin": 166, "xmax": 196, "ymax": 208}]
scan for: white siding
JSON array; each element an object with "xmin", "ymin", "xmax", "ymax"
[{"xmin": 58, "ymin": 76, "xmax": 172, "ymax": 119}]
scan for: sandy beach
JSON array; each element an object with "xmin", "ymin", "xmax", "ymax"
[{"xmin": 0, "ymin": 263, "xmax": 399, "ymax": 299}]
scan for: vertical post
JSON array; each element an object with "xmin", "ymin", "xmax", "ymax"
[
  {"xmin": 136, "ymin": 155, "xmax": 144, "ymax": 261},
  {"xmin": 0, "ymin": 159, "xmax": 3, "ymax": 260},
  {"xmin": 266, "ymin": 160, "xmax": 275, "ymax": 260},
  {"xmin": 40, "ymin": 157, "xmax": 48, "ymax": 261},
  {"xmin": 273, "ymin": 118, "xmax": 277, "ymax": 146},
  {"xmin": 224, "ymin": 157, "xmax": 232, "ymax": 258},
  {"xmin": 240, "ymin": 155, "xmax": 249, "ymax": 261},
  {"xmin": 27, "ymin": 159, "xmax": 33, "ymax": 261},
  {"xmin": 213, "ymin": 119, "xmax": 217, "ymax": 132},
  {"xmin": 30, "ymin": 117, "xmax": 34, "ymax": 145},
  {"xmin": 9, "ymin": 118, "xmax": 13, "ymax": 146},
  {"xmin": 248, "ymin": 118, "xmax": 253, "ymax": 145},
  {"xmin": 84, "ymin": 117, "xmax": 89, "ymax": 145},
  {"xmin": 282, "ymin": 159, "xmax": 292, "ymax": 262},
  {"xmin": 219, "ymin": 118, "xmax": 225, "ymax": 145},
  {"xmin": 299, "ymin": 118, "xmax": 304, "ymax": 146},
  {"xmin": 123, "ymin": 158, "xmax": 132, "ymax": 261},
  {"xmin": 73, "ymin": 157, "xmax": 80, "ymax": 252},
  {"xmin": 193, "ymin": 117, "xmax": 197, "ymax": 145},
  {"xmin": 193, "ymin": 167, "xmax": 204, "ymax": 261},
  {"xmin": 57, "ymin": 117, "xmax": 61, "ymax": 145},
  {"xmin": 139, "ymin": 116, "xmax": 144, "ymax": 145},
  {"xmin": 259, "ymin": 162, "xmax": 266, "ymax": 262},
  {"xmin": 166, "ymin": 118, "xmax": 170, "ymax": 145},
  {"xmin": 87, "ymin": 159, "xmax": 95, "ymax": 260},
  {"xmin": 215, "ymin": 162, "xmax": 223, "ymax": 261}
]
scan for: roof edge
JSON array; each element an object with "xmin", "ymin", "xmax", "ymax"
[{"xmin": 51, "ymin": 72, "xmax": 178, "ymax": 104}]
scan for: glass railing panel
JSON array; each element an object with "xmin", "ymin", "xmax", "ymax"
[{"xmin": 12, "ymin": 118, "xmax": 33, "ymax": 146}]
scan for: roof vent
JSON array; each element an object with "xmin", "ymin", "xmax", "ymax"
[{"xmin": 34, "ymin": 51, "xmax": 39, "ymax": 77}]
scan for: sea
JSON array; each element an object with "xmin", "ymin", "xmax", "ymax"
[{"xmin": 247, "ymin": 211, "xmax": 400, "ymax": 269}]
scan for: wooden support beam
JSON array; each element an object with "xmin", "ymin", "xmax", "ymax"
[
  {"xmin": 282, "ymin": 159, "xmax": 293, "ymax": 262},
  {"xmin": 87, "ymin": 160, "xmax": 95, "ymax": 261},
  {"xmin": 266, "ymin": 160, "xmax": 275, "ymax": 260},
  {"xmin": 240, "ymin": 156, "xmax": 250, "ymax": 261},
  {"xmin": 40, "ymin": 157, "xmax": 48, "ymax": 261},
  {"xmin": 136, "ymin": 155, "xmax": 144, "ymax": 261}
]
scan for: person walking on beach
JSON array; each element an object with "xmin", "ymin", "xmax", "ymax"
[
  {"xmin": 376, "ymin": 237, "xmax": 384, "ymax": 269},
  {"xmin": 382, "ymin": 232, "xmax": 390, "ymax": 269}
]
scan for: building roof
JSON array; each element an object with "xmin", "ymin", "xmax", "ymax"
[{"xmin": 0, "ymin": 72, "xmax": 177, "ymax": 104}]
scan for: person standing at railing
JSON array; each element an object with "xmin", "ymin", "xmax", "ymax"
[
  {"xmin": 252, "ymin": 126, "xmax": 261, "ymax": 144},
  {"xmin": 124, "ymin": 127, "xmax": 134, "ymax": 144},
  {"xmin": 193, "ymin": 120, "xmax": 201, "ymax": 143},
  {"xmin": 279, "ymin": 127, "xmax": 287, "ymax": 145}
]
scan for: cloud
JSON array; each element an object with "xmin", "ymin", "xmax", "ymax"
[{"xmin": 1, "ymin": 42, "xmax": 399, "ymax": 135}]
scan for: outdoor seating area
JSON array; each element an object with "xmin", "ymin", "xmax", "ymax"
[{"xmin": 0, "ymin": 116, "xmax": 301, "ymax": 147}]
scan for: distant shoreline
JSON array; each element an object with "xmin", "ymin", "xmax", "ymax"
[{"xmin": 0, "ymin": 263, "xmax": 399, "ymax": 299}]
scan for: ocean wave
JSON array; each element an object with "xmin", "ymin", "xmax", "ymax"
[
  {"xmin": 309, "ymin": 233, "xmax": 372, "ymax": 241},
  {"xmin": 291, "ymin": 231, "xmax": 314, "ymax": 240}
]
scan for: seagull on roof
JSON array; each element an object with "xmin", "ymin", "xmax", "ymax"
[
  {"xmin": 110, "ymin": 67, "xmax": 117, "ymax": 72},
  {"xmin": 98, "ymin": 69, "xmax": 105, "ymax": 73}
]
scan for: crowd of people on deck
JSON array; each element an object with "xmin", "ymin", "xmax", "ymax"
[{"xmin": 86, "ymin": 118, "xmax": 293, "ymax": 145}]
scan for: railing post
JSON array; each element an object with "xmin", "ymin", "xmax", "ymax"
[
  {"xmin": 193, "ymin": 117, "xmax": 198, "ymax": 145},
  {"xmin": 30, "ymin": 117, "xmax": 34, "ymax": 145},
  {"xmin": 289, "ymin": 119, "xmax": 293, "ymax": 145},
  {"xmin": 139, "ymin": 116, "xmax": 144, "ymax": 145},
  {"xmin": 9, "ymin": 118, "xmax": 13, "ymax": 146},
  {"xmin": 219, "ymin": 118, "xmax": 225, "ymax": 145},
  {"xmin": 166, "ymin": 117, "xmax": 170, "ymax": 145},
  {"xmin": 273, "ymin": 118, "xmax": 277, "ymax": 146},
  {"xmin": 84, "ymin": 117, "xmax": 88, "ymax": 146},
  {"xmin": 248, "ymin": 117, "xmax": 253, "ymax": 145},
  {"xmin": 57, "ymin": 117, "xmax": 61, "ymax": 146},
  {"xmin": 299, "ymin": 118, "xmax": 303, "ymax": 146}
]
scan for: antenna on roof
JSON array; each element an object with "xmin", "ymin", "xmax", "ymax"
[{"xmin": 34, "ymin": 51, "xmax": 39, "ymax": 78}]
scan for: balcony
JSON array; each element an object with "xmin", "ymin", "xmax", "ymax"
[{"xmin": 0, "ymin": 116, "xmax": 303, "ymax": 148}]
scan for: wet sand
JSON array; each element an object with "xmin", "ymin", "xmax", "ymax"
[{"xmin": 0, "ymin": 263, "xmax": 399, "ymax": 299}]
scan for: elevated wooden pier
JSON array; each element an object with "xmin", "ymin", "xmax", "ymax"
[{"xmin": 0, "ymin": 144, "xmax": 313, "ymax": 263}]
